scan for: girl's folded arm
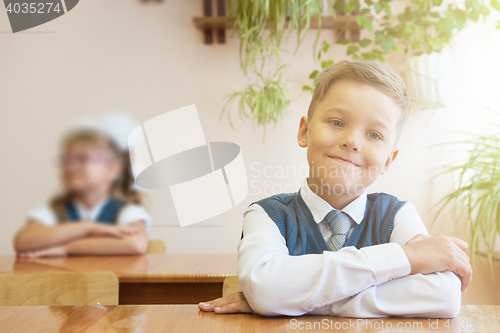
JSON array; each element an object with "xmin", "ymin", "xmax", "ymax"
[
  {"xmin": 63, "ymin": 221, "xmax": 148, "ymax": 255},
  {"xmin": 14, "ymin": 220, "xmax": 92, "ymax": 253}
]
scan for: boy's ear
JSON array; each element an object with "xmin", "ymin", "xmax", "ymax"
[
  {"xmin": 381, "ymin": 148, "xmax": 399, "ymax": 175},
  {"xmin": 297, "ymin": 116, "xmax": 309, "ymax": 148}
]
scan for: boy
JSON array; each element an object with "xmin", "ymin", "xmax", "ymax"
[{"xmin": 200, "ymin": 60, "xmax": 472, "ymax": 317}]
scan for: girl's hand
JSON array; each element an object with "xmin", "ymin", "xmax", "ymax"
[
  {"xmin": 17, "ymin": 246, "xmax": 67, "ymax": 258},
  {"xmin": 117, "ymin": 225, "xmax": 140, "ymax": 236},
  {"xmin": 88, "ymin": 224, "xmax": 139, "ymax": 239}
]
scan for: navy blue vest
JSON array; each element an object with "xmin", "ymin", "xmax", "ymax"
[
  {"xmin": 251, "ymin": 189, "xmax": 406, "ymax": 255},
  {"xmin": 62, "ymin": 198, "xmax": 126, "ymax": 225}
]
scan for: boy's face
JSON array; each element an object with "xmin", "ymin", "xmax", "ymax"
[{"xmin": 297, "ymin": 79, "xmax": 400, "ymax": 201}]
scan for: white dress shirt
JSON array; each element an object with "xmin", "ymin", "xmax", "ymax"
[
  {"xmin": 237, "ymin": 178, "xmax": 462, "ymax": 318},
  {"xmin": 27, "ymin": 198, "xmax": 153, "ymax": 230}
]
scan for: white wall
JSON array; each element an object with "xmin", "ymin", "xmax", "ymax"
[{"xmin": 1, "ymin": 0, "xmax": 499, "ymax": 261}]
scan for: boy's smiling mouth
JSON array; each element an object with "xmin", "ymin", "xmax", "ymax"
[{"xmin": 327, "ymin": 155, "xmax": 360, "ymax": 167}]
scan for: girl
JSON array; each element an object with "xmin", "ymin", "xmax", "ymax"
[{"xmin": 14, "ymin": 128, "xmax": 152, "ymax": 257}]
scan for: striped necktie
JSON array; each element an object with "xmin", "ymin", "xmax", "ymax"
[{"xmin": 324, "ymin": 209, "xmax": 352, "ymax": 251}]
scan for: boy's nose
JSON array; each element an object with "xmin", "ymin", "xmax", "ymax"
[
  {"xmin": 341, "ymin": 131, "xmax": 361, "ymax": 152},
  {"xmin": 342, "ymin": 142, "xmax": 359, "ymax": 152}
]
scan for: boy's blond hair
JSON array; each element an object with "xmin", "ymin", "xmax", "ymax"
[{"xmin": 307, "ymin": 60, "xmax": 412, "ymax": 144}]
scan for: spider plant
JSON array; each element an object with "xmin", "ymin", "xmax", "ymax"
[
  {"xmin": 227, "ymin": 0, "xmax": 327, "ymax": 71},
  {"xmin": 222, "ymin": 0, "xmax": 329, "ymax": 140},
  {"xmin": 221, "ymin": 65, "xmax": 290, "ymax": 142},
  {"xmin": 432, "ymin": 132, "xmax": 500, "ymax": 267}
]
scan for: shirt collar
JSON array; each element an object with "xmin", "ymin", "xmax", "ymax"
[
  {"xmin": 74, "ymin": 197, "xmax": 109, "ymax": 221},
  {"xmin": 299, "ymin": 178, "xmax": 367, "ymax": 225}
]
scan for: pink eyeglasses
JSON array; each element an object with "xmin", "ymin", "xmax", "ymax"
[{"xmin": 58, "ymin": 152, "xmax": 116, "ymax": 166}]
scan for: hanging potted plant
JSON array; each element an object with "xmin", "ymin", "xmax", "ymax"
[
  {"xmin": 221, "ymin": 0, "xmax": 500, "ymax": 136},
  {"xmin": 223, "ymin": 0, "xmax": 327, "ymax": 141}
]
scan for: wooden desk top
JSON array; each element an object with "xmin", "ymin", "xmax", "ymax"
[
  {"xmin": 0, "ymin": 254, "xmax": 237, "ymax": 283},
  {"xmin": 0, "ymin": 305, "xmax": 498, "ymax": 332}
]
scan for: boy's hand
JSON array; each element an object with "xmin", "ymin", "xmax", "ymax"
[
  {"xmin": 404, "ymin": 234, "xmax": 431, "ymax": 243},
  {"xmin": 402, "ymin": 234, "xmax": 472, "ymax": 292},
  {"xmin": 198, "ymin": 292, "xmax": 253, "ymax": 314},
  {"xmin": 17, "ymin": 245, "xmax": 67, "ymax": 258},
  {"xmin": 88, "ymin": 224, "xmax": 139, "ymax": 239}
]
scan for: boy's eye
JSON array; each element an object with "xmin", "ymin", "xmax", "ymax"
[
  {"xmin": 368, "ymin": 132, "xmax": 381, "ymax": 140},
  {"xmin": 331, "ymin": 120, "xmax": 343, "ymax": 127}
]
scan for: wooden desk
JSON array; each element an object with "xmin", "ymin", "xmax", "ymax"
[
  {"xmin": 0, "ymin": 305, "xmax": 498, "ymax": 332},
  {"xmin": 0, "ymin": 254, "xmax": 237, "ymax": 305}
]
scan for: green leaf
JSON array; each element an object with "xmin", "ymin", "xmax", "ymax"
[
  {"xmin": 360, "ymin": 8, "xmax": 370, "ymax": 15},
  {"xmin": 359, "ymin": 38, "xmax": 371, "ymax": 47},
  {"xmin": 309, "ymin": 70, "xmax": 319, "ymax": 79},
  {"xmin": 344, "ymin": 4, "xmax": 356, "ymax": 13},
  {"xmin": 337, "ymin": 39, "xmax": 350, "ymax": 45},
  {"xmin": 364, "ymin": 21, "xmax": 373, "ymax": 33},
  {"xmin": 374, "ymin": 3, "xmax": 382, "ymax": 13},
  {"xmin": 375, "ymin": 31, "xmax": 384, "ymax": 44},
  {"xmin": 321, "ymin": 60, "xmax": 334, "ymax": 68},
  {"xmin": 383, "ymin": 4, "xmax": 392, "ymax": 19},
  {"xmin": 347, "ymin": 45, "xmax": 359, "ymax": 55},
  {"xmin": 361, "ymin": 52, "xmax": 374, "ymax": 60},
  {"xmin": 322, "ymin": 43, "xmax": 330, "ymax": 53},
  {"xmin": 492, "ymin": 0, "xmax": 500, "ymax": 12},
  {"xmin": 333, "ymin": 1, "xmax": 345, "ymax": 11},
  {"xmin": 497, "ymin": 20, "xmax": 500, "ymax": 29},
  {"xmin": 303, "ymin": 85, "xmax": 313, "ymax": 92},
  {"xmin": 380, "ymin": 35, "xmax": 394, "ymax": 53},
  {"xmin": 356, "ymin": 15, "xmax": 364, "ymax": 28},
  {"xmin": 374, "ymin": 53, "xmax": 385, "ymax": 63},
  {"xmin": 469, "ymin": 11, "xmax": 480, "ymax": 22}
]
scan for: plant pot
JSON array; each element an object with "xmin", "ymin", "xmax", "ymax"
[{"xmin": 404, "ymin": 47, "xmax": 456, "ymax": 109}]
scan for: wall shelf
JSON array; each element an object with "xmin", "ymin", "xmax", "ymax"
[
  {"xmin": 193, "ymin": 16, "xmax": 361, "ymax": 31},
  {"xmin": 193, "ymin": 15, "xmax": 370, "ymax": 44}
]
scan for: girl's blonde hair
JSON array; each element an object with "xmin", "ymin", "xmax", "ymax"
[
  {"xmin": 50, "ymin": 129, "xmax": 142, "ymax": 220},
  {"xmin": 308, "ymin": 60, "xmax": 413, "ymax": 143}
]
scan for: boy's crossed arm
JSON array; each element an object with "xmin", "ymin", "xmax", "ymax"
[
  {"xmin": 403, "ymin": 234, "xmax": 471, "ymax": 291},
  {"xmin": 199, "ymin": 202, "xmax": 471, "ymax": 318},
  {"xmin": 200, "ymin": 233, "xmax": 470, "ymax": 317}
]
